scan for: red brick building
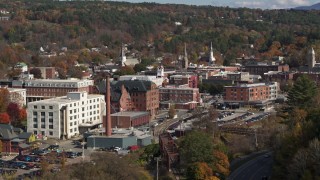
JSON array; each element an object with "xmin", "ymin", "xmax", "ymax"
[
  {"xmin": 224, "ymin": 82, "xmax": 278, "ymax": 106},
  {"xmin": 244, "ymin": 64, "xmax": 289, "ymax": 76},
  {"xmin": 159, "ymin": 85, "xmax": 200, "ymax": 110},
  {"xmin": 12, "ymin": 79, "xmax": 95, "ymax": 102},
  {"xmin": 107, "ymin": 80, "xmax": 159, "ymax": 118},
  {"xmin": 169, "ymin": 75, "xmax": 198, "ymax": 88},
  {"xmin": 110, "ymin": 111, "xmax": 150, "ymax": 128},
  {"xmin": 110, "ymin": 84, "xmax": 132, "ymax": 113}
]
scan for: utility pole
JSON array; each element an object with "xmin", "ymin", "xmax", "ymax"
[
  {"xmin": 155, "ymin": 157, "xmax": 162, "ymax": 180},
  {"xmin": 82, "ymin": 142, "xmax": 85, "ymax": 161},
  {"xmin": 254, "ymin": 128, "xmax": 258, "ymax": 148}
]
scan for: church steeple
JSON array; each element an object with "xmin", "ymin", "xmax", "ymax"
[
  {"xmin": 209, "ymin": 42, "xmax": 216, "ymax": 66},
  {"xmin": 308, "ymin": 47, "xmax": 316, "ymax": 71},
  {"xmin": 183, "ymin": 43, "xmax": 188, "ymax": 69},
  {"xmin": 120, "ymin": 44, "xmax": 126, "ymax": 67}
]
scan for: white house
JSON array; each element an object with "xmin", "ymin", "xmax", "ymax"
[{"xmin": 27, "ymin": 92, "xmax": 105, "ymax": 139}]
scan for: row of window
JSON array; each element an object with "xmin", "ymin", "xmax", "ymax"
[
  {"xmin": 34, "ymin": 105, "xmax": 53, "ymax": 109},
  {"xmin": 34, "ymin": 131, "xmax": 53, "ymax": 136}
]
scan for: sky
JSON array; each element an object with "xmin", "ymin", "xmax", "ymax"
[{"xmin": 110, "ymin": 0, "xmax": 319, "ymax": 9}]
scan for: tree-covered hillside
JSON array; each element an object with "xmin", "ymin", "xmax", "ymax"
[{"xmin": 1, "ymin": 0, "xmax": 320, "ymax": 75}]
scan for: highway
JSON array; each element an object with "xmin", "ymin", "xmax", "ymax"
[{"xmin": 228, "ymin": 152, "xmax": 273, "ymax": 180}]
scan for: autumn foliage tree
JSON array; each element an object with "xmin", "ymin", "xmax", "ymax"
[
  {"xmin": 6, "ymin": 102, "xmax": 20, "ymax": 125},
  {"xmin": 211, "ymin": 151, "xmax": 230, "ymax": 178},
  {"xmin": 0, "ymin": 113, "xmax": 10, "ymax": 124},
  {"xmin": 0, "ymin": 88, "xmax": 10, "ymax": 113},
  {"xmin": 186, "ymin": 162, "xmax": 219, "ymax": 180}
]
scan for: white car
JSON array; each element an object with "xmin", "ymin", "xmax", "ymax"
[{"xmin": 114, "ymin": 147, "xmax": 122, "ymax": 152}]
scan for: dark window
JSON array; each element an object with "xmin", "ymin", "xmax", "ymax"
[
  {"xmin": 49, "ymin": 106, "xmax": 53, "ymax": 109},
  {"xmin": 49, "ymin": 125, "xmax": 53, "ymax": 129},
  {"xmin": 49, "ymin": 131, "xmax": 53, "ymax": 136},
  {"xmin": 33, "ymin": 124, "xmax": 38, "ymax": 128}
]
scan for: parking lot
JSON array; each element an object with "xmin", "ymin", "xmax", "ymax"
[{"xmin": 0, "ymin": 138, "xmax": 95, "ymax": 179}]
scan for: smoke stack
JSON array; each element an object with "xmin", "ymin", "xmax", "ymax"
[{"xmin": 105, "ymin": 75, "xmax": 112, "ymax": 136}]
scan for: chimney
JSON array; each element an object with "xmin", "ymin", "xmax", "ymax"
[{"xmin": 105, "ymin": 75, "xmax": 112, "ymax": 136}]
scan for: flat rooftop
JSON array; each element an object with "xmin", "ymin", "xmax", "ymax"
[{"xmin": 111, "ymin": 111, "xmax": 149, "ymax": 118}]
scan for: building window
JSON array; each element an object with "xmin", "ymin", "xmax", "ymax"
[
  {"xmin": 33, "ymin": 112, "xmax": 37, "ymax": 116},
  {"xmin": 70, "ymin": 123, "xmax": 72, "ymax": 126},
  {"xmin": 70, "ymin": 129, "xmax": 73, "ymax": 133},
  {"xmin": 74, "ymin": 109, "xmax": 76, "ymax": 113},
  {"xmin": 49, "ymin": 131, "xmax": 53, "ymax": 136},
  {"xmin": 74, "ymin": 121, "xmax": 77, "ymax": 125},
  {"xmin": 70, "ymin": 116, "xmax": 73, "ymax": 120},
  {"xmin": 33, "ymin": 124, "xmax": 38, "ymax": 128},
  {"xmin": 74, "ymin": 115, "xmax": 76, "ymax": 119},
  {"xmin": 49, "ymin": 125, "xmax": 53, "ymax": 129},
  {"xmin": 34, "ymin": 131, "xmax": 37, "ymax": 135},
  {"xmin": 34, "ymin": 105, "xmax": 37, "ymax": 109},
  {"xmin": 49, "ymin": 106, "xmax": 53, "ymax": 109},
  {"xmin": 82, "ymin": 107, "xmax": 85, "ymax": 111},
  {"xmin": 74, "ymin": 127, "xmax": 77, "ymax": 131},
  {"xmin": 42, "ymin": 131, "xmax": 45, "ymax": 135},
  {"xmin": 41, "ymin": 106, "xmax": 45, "ymax": 109}
]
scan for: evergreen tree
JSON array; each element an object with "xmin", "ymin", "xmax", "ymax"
[{"xmin": 287, "ymin": 75, "xmax": 317, "ymax": 108}]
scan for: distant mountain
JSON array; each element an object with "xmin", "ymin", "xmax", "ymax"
[{"xmin": 294, "ymin": 3, "xmax": 320, "ymax": 10}]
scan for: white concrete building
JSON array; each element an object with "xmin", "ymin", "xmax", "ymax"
[{"xmin": 27, "ymin": 92, "xmax": 105, "ymax": 139}]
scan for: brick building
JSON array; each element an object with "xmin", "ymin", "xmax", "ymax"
[
  {"xmin": 244, "ymin": 64, "xmax": 289, "ymax": 76},
  {"xmin": 169, "ymin": 75, "xmax": 198, "ymax": 88},
  {"xmin": 159, "ymin": 85, "xmax": 200, "ymax": 110},
  {"xmin": 104, "ymin": 80, "xmax": 159, "ymax": 118},
  {"xmin": 224, "ymin": 82, "xmax": 278, "ymax": 106},
  {"xmin": 12, "ymin": 79, "xmax": 95, "ymax": 102},
  {"xmin": 110, "ymin": 111, "xmax": 150, "ymax": 128}
]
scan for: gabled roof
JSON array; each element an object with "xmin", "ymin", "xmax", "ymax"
[
  {"xmin": 0, "ymin": 124, "xmax": 18, "ymax": 140},
  {"xmin": 97, "ymin": 79, "xmax": 154, "ymax": 94},
  {"xmin": 18, "ymin": 132, "xmax": 33, "ymax": 139}
]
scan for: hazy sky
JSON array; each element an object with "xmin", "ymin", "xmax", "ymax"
[{"xmin": 110, "ymin": 0, "xmax": 318, "ymax": 9}]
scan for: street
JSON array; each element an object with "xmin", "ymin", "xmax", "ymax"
[{"xmin": 228, "ymin": 152, "xmax": 273, "ymax": 180}]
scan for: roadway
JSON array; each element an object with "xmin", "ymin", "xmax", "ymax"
[{"xmin": 228, "ymin": 152, "xmax": 273, "ymax": 180}]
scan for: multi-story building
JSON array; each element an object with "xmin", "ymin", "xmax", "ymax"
[
  {"xmin": 227, "ymin": 72, "xmax": 250, "ymax": 82},
  {"xmin": 110, "ymin": 84, "xmax": 132, "ymax": 113},
  {"xmin": 169, "ymin": 75, "xmax": 198, "ymax": 88},
  {"xmin": 159, "ymin": 85, "xmax": 200, "ymax": 109},
  {"xmin": 27, "ymin": 92, "xmax": 105, "ymax": 139},
  {"xmin": 12, "ymin": 79, "xmax": 94, "ymax": 102},
  {"xmin": 119, "ymin": 75, "xmax": 164, "ymax": 87},
  {"xmin": 244, "ymin": 63, "xmax": 289, "ymax": 76},
  {"xmin": 110, "ymin": 80, "xmax": 159, "ymax": 118},
  {"xmin": 224, "ymin": 82, "xmax": 278, "ymax": 106}
]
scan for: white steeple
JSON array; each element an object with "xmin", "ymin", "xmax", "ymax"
[
  {"xmin": 183, "ymin": 43, "xmax": 188, "ymax": 69},
  {"xmin": 157, "ymin": 65, "xmax": 164, "ymax": 78},
  {"xmin": 209, "ymin": 42, "xmax": 216, "ymax": 65},
  {"xmin": 120, "ymin": 44, "xmax": 126, "ymax": 67},
  {"xmin": 308, "ymin": 47, "xmax": 316, "ymax": 70}
]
